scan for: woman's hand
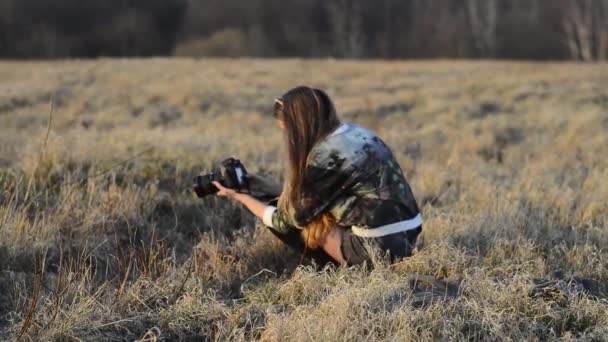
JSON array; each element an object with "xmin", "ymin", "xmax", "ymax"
[
  {"xmin": 213, "ymin": 181, "xmax": 269, "ymax": 222},
  {"xmin": 212, "ymin": 181, "xmax": 237, "ymax": 199}
]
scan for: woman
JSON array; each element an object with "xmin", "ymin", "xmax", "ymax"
[{"xmin": 212, "ymin": 86, "xmax": 422, "ymax": 266}]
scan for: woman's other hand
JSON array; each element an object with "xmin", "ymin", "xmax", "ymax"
[{"xmin": 245, "ymin": 174, "xmax": 282, "ymax": 197}]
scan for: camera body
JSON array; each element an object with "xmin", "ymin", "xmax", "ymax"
[{"xmin": 193, "ymin": 158, "xmax": 250, "ymax": 198}]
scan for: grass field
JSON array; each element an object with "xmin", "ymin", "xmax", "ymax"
[{"xmin": 0, "ymin": 58, "xmax": 607, "ymax": 341}]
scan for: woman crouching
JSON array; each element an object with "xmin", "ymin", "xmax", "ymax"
[{"xmin": 212, "ymin": 86, "xmax": 422, "ymax": 266}]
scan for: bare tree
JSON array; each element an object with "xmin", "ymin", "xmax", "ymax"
[
  {"xmin": 466, "ymin": 0, "xmax": 498, "ymax": 58},
  {"xmin": 596, "ymin": 0, "xmax": 608, "ymax": 60},
  {"xmin": 563, "ymin": 0, "xmax": 608, "ymax": 61},
  {"xmin": 327, "ymin": 0, "xmax": 364, "ymax": 58},
  {"xmin": 563, "ymin": 0, "xmax": 594, "ymax": 60}
]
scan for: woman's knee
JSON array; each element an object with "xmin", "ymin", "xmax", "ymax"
[{"xmin": 321, "ymin": 227, "xmax": 347, "ymax": 265}]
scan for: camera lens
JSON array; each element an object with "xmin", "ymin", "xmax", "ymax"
[{"xmin": 193, "ymin": 173, "xmax": 220, "ymax": 198}]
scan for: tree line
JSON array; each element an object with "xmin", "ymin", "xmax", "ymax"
[{"xmin": 1, "ymin": 0, "xmax": 607, "ymax": 61}]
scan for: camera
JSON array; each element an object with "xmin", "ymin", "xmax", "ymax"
[{"xmin": 193, "ymin": 157, "xmax": 250, "ymax": 198}]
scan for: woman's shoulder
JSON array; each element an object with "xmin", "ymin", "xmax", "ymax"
[
  {"xmin": 330, "ymin": 123, "xmax": 370, "ymax": 136},
  {"xmin": 309, "ymin": 123, "xmax": 391, "ymax": 167},
  {"xmin": 320, "ymin": 123, "xmax": 375, "ymax": 147}
]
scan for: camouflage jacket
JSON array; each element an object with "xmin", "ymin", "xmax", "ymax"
[{"xmin": 267, "ymin": 123, "xmax": 421, "ymax": 236}]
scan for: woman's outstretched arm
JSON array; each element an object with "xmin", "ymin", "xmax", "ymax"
[
  {"xmin": 213, "ymin": 181, "xmax": 295, "ymax": 235},
  {"xmin": 213, "ymin": 181, "xmax": 267, "ymax": 221}
]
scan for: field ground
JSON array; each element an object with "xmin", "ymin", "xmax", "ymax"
[{"xmin": 0, "ymin": 59, "xmax": 607, "ymax": 340}]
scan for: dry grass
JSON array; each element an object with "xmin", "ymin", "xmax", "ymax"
[{"xmin": 0, "ymin": 58, "xmax": 607, "ymax": 341}]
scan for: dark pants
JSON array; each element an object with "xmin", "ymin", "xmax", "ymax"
[{"xmin": 340, "ymin": 226, "xmax": 422, "ymax": 265}]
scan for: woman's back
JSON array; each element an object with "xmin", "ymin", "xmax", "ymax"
[{"xmin": 302, "ymin": 123, "xmax": 421, "ymax": 231}]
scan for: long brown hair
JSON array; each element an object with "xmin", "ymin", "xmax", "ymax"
[{"xmin": 274, "ymin": 86, "xmax": 341, "ymax": 249}]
